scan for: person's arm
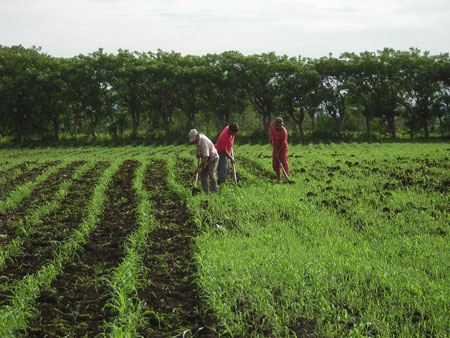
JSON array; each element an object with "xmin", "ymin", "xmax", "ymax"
[
  {"xmin": 226, "ymin": 137, "xmax": 236, "ymax": 163},
  {"xmin": 196, "ymin": 156, "xmax": 209, "ymax": 174},
  {"xmin": 225, "ymin": 150, "xmax": 235, "ymax": 164}
]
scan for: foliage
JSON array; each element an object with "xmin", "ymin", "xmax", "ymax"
[{"xmin": 1, "ymin": 45, "xmax": 449, "ymax": 145}]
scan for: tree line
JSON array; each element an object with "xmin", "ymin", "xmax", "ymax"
[{"xmin": 0, "ymin": 45, "xmax": 449, "ymax": 143}]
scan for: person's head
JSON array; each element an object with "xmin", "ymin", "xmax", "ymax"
[
  {"xmin": 188, "ymin": 129, "xmax": 198, "ymax": 143},
  {"xmin": 228, "ymin": 122, "xmax": 239, "ymax": 135},
  {"xmin": 274, "ymin": 117, "xmax": 284, "ymax": 130}
]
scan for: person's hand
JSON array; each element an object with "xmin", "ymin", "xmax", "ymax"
[
  {"xmin": 230, "ymin": 158, "xmax": 235, "ymax": 165},
  {"xmin": 195, "ymin": 166, "xmax": 201, "ymax": 175}
]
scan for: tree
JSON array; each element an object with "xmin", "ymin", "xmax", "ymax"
[
  {"xmin": 68, "ymin": 49, "xmax": 114, "ymax": 140},
  {"xmin": 202, "ymin": 52, "xmax": 247, "ymax": 130},
  {"xmin": 37, "ymin": 55, "xmax": 72, "ymax": 140},
  {"xmin": 314, "ymin": 56, "xmax": 352, "ymax": 138},
  {"xmin": 276, "ymin": 57, "xmax": 321, "ymax": 138},
  {"xmin": 0, "ymin": 45, "xmax": 46, "ymax": 141},
  {"xmin": 176, "ymin": 54, "xmax": 209, "ymax": 131},
  {"xmin": 144, "ymin": 50, "xmax": 185, "ymax": 138},
  {"xmin": 397, "ymin": 49, "xmax": 443, "ymax": 138},
  {"xmin": 110, "ymin": 50, "xmax": 149, "ymax": 137},
  {"xmin": 342, "ymin": 51, "xmax": 378, "ymax": 137},
  {"xmin": 235, "ymin": 52, "xmax": 283, "ymax": 134}
]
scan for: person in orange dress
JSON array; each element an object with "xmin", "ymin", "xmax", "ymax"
[{"xmin": 269, "ymin": 117, "xmax": 289, "ymax": 182}]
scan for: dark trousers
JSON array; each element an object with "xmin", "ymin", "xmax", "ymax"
[
  {"xmin": 201, "ymin": 158, "xmax": 219, "ymax": 193},
  {"xmin": 217, "ymin": 151, "xmax": 230, "ymax": 183}
]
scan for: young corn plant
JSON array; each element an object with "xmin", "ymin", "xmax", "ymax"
[
  {"xmin": 103, "ymin": 159, "xmax": 158, "ymax": 337},
  {"xmin": 0, "ymin": 160, "xmax": 122, "ymax": 337},
  {"xmin": 0, "ymin": 162, "xmax": 67, "ymax": 213},
  {"xmin": 0, "ymin": 161, "xmax": 95, "ymax": 269}
]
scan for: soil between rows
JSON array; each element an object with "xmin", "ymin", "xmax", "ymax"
[
  {"xmin": 0, "ymin": 161, "xmax": 60, "ymax": 200},
  {"xmin": 0, "ymin": 161, "xmax": 37, "ymax": 181},
  {"xmin": 0, "ymin": 161, "xmax": 85, "ymax": 247},
  {"xmin": 24, "ymin": 160, "xmax": 139, "ymax": 337},
  {"xmin": 138, "ymin": 159, "xmax": 219, "ymax": 337},
  {"xmin": 239, "ymin": 157, "xmax": 274, "ymax": 181},
  {"xmin": 0, "ymin": 161, "xmax": 109, "ymax": 300}
]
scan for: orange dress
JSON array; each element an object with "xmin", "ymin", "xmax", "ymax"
[{"xmin": 269, "ymin": 123, "xmax": 289, "ymax": 174}]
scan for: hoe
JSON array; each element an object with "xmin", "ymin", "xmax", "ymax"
[
  {"xmin": 192, "ymin": 158, "xmax": 201, "ymax": 195},
  {"xmin": 279, "ymin": 158, "xmax": 294, "ymax": 184},
  {"xmin": 231, "ymin": 148, "xmax": 238, "ymax": 184}
]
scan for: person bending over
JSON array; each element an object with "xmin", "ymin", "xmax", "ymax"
[
  {"xmin": 215, "ymin": 122, "xmax": 239, "ymax": 184},
  {"xmin": 189, "ymin": 129, "xmax": 220, "ymax": 194}
]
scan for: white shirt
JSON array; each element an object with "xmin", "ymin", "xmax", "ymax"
[{"xmin": 197, "ymin": 134, "xmax": 219, "ymax": 161}]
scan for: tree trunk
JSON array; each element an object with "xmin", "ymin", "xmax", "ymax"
[
  {"xmin": 364, "ymin": 114, "xmax": 371, "ymax": 138},
  {"xmin": 438, "ymin": 116, "xmax": 443, "ymax": 136},
  {"xmin": 164, "ymin": 111, "xmax": 173, "ymax": 136},
  {"xmin": 73, "ymin": 116, "xmax": 78, "ymax": 140},
  {"xmin": 240, "ymin": 110, "xmax": 246, "ymax": 129},
  {"xmin": 89, "ymin": 112, "xmax": 98, "ymax": 140},
  {"xmin": 77, "ymin": 118, "xmax": 83, "ymax": 137},
  {"xmin": 296, "ymin": 108, "xmax": 305, "ymax": 139},
  {"xmin": 309, "ymin": 112, "xmax": 315, "ymax": 131},
  {"xmin": 90, "ymin": 125, "xmax": 98, "ymax": 140},
  {"xmin": 260, "ymin": 102, "xmax": 273, "ymax": 135},
  {"xmin": 112, "ymin": 125, "xmax": 117, "ymax": 138},
  {"xmin": 130, "ymin": 104, "xmax": 140, "ymax": 137},
  {"xmin": 261, "ymin": 111, "xmax": 271, "ymax": 135},
  {"xmin": 331, "ymin": 108, "xmax": 344, "ymax": 138},
  {"xmin": 387, "ymin": 117, "xmax": 396, "ymax": 139},
  {"xmin": 335, "ymin": 117, "xmax": 343, "ymax": 138},
  {"xmin": 53, "ymin": 116, "xmax": 59, "ymax": 140},
  {"xmin": 132, "ymin": 116, "xmax": 140, "ymax": 137},
  {"xmin": 423, "ymin": 117, "xmax": 429, "ymax": 138},
  {"xmin": 15, "ymin": 107, "xmax": 24, "ymax": 143},
  {"xmin": 186, "ymin": 111, "xmax": 195, "ymax": 130}
]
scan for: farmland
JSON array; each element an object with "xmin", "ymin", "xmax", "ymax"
[{"xmin": 0, "ymin": 142, "xmax": 449, "ymax": 337}]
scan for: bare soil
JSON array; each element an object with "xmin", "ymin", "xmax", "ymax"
[
  {"xmin": 24, "ymin": 160, "xmax": 139, "ymax": 337},
  {"xmin": 138, "ymin": 159, "xmax": 219, "ymax": 337}
]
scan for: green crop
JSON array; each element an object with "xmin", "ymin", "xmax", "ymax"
[{"xmin": 0, "ymin": 143, "xmax": 448, "ymax": 337}]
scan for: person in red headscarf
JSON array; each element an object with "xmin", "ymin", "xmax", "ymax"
[{"xmin": 269, "ymin": 117, "xmax": 289, "ymax": 182}]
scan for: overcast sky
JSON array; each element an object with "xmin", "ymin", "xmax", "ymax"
[{"xmin": 1, "ymin": 0, "xmax": 449, "ymax": 58}]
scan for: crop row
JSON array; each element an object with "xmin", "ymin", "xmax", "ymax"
[{"xmin": 0, "ymin": 147, "xmax": 219, "ymax": 337}]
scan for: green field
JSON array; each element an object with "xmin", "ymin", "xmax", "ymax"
[{"xmin": 0, "ymin": 142, "xmax": 449, "ymax": 337}]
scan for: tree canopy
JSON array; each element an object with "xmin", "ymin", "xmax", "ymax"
[{"xmin": 0, "ymin": 45, "xmax": 449, "ymax": 143}]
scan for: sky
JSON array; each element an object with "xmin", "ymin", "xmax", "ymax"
[{"xmin": 1, "ymin": 0, "xmax": 449, "ymax": 59}]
